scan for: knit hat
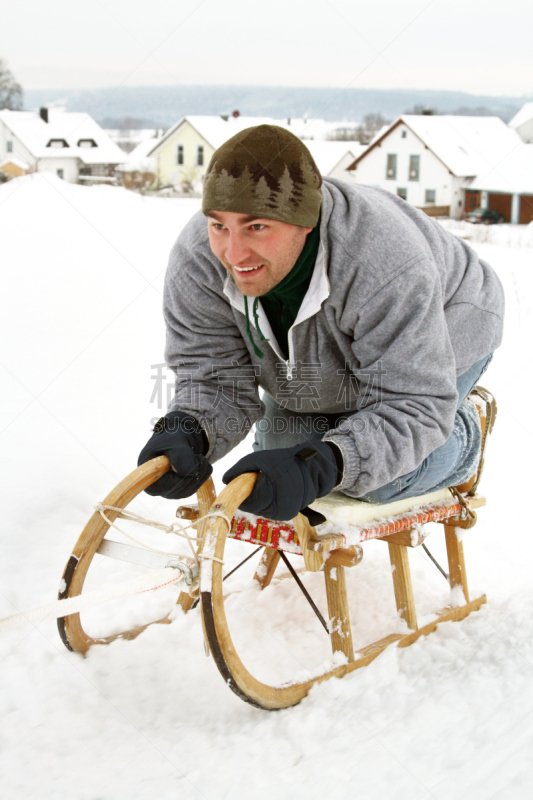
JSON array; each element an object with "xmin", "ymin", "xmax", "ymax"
[{"xmin": 202, "ymin": 124, "xmax": 322, "ymax": 227}]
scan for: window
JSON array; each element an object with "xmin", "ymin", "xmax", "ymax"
[
  {"xmin": 177, "ymin": 144, "xmax": 184, "ymax": 165},
  {"xmin": 197, "ymin": 145, "xmax": 204, "ymax": 166},
  {"xmin": 7, "ymin": 141, "xmax": 13, "ymax": 153},
  {"xmin": 57, "ymin": 169, "xmax": 64, "ymax": 179},
  {"xmin": 425, "ymin": 189, "xmax": 436, "ymax": 204},
  {"xmin": 79, "ymin": 167, "xmax": 91, "ymax": 176},
  {"xmin": 401, "ymin": 130, "xmax": 407, "ymax": 138},
  {"xmin": 409, "ymin": 155, "xmax": 420, "ymax": 181},
  {"xmin": 47, "ymin": 138, "xmax": 69, "ymax": 148},
  {"xmin": 397, "ymin": 188, "xmax": 407, "ymax": 200},
  {"xmin": 386, "ymin": 153, "xmax": 397, "ymax": 180},
  {"xmin": 77, "ymin": 138, "xmax": 97, "ymax": 148}
]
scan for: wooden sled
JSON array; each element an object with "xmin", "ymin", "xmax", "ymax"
[{"xmin": 58, "ymin": 389, "xmax": 495, "ymax": 710}]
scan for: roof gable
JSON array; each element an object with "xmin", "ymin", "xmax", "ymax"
[
  {"xmin": 347, "ymin": 115, "xmax": 523, "ymax": 179},
  {"xmin": 509, "ymin": 103, "xmax": 533, "ymax": 130}
]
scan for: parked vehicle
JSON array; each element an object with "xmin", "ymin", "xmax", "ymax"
[{"xmin": 465, "ymin": 208, "xmax": 505, "ymax": 224}]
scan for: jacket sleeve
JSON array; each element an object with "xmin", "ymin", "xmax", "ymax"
[
  {"xmin": 322, "ymin": 258, "xmax": 459, "ymax": 497},
  {"xmin": 163, "ymin": 231, "xmax": 264, "ymax": 464}
]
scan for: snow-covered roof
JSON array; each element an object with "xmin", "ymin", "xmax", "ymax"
[
  {"xmin": 303, "ymin": 140, "xmax": 362, "ymax": 176},
  {"xmin": 465, "ymin": 142, "xmax": 533, "ymax": 194},
  {"xmin": 509, "ymin": 103, "xmax": 533, "ymax": 130},
  {"xmin": 349, "ymin": 115, "xmax": 523, "ymax": 182},
  {"xmin": 367, "ymin": 125, "xmax": 390, "ymax": 146},
  {"xmin": 0, "ymin": 109, "xmax": 126, "ymax": 164},
  {"xmin": 146, "ymin": 115, "xmax": 334, "ymax": 157},
  {"xmin": 403, "ymin": 115, "xmax": 522, "ymax": 177},
  {"xmin": 0, "ymin": 156, "xmax": 30, "ymax": 170},
  {"xmin": 117, "ymin": 137, "xmax": 158, "ymax": 173}
]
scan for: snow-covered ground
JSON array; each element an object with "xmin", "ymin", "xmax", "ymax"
[{"xmin": 1, "ymin": 174, "xmax": 532, "ymax": 799}]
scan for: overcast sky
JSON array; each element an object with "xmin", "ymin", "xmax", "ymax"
[{"xmin": 2, "ymin": 0, "xmax": 532, "ymax": 97}]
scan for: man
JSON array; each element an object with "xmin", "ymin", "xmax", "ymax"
[{"xmin": 138, "ymin": 125, "xmax": 504, "ymax": 520}]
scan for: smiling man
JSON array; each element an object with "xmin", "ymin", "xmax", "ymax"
[
  {"xmin": 138, "ymin": 124, "xmax": 504, "ymax": 520},
  {"xmin": 206, "ymin": 210, "xmax": 312, "ymax": 297}
]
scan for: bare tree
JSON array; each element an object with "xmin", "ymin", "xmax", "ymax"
[
  {"xmin": 0, "ymin": 58, "xmax": 23, "ymax": 110},
  {"xmin": 355, "ymin": 113, "xmax": 390, "ymax": 144},
  {"xmin": 327, "ymin": 126, "xmax": 362, "ymax": 142},
  {"xmin": 179, "ymin": 165, "xmax": 199, "ymax": 195}
]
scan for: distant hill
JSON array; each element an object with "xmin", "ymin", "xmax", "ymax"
[{"xmin": 23, "ymin": 85, "xmax": 532, "ymax": 129}]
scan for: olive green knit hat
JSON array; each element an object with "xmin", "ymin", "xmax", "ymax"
[{"xmin": 202, "ymin": 124, "xmax": 322, "ymax": 227}]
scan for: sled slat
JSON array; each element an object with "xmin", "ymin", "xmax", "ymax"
[
  {"xmin": 326, "ymin": 547, "xmax": 363, "ymax": 568},
  {"xmin": 444, "ymin": 524, "xmax": 470, "ymax": 602},
  {"xmin": 388, "ymin": 542, "xmax": 418, "ymax": 630},
  {"xmin": 324, "ymin": 563, "xmax": 355, "ymax": 662},
  {"xmin": 254, "ymin": 548, "xmax": 281, "ymax": 589},
  {"xmin": 176, "ymin": 504, "xmax": 199, "ymax": 522},
  {"xmin": 377, "ymin": 528, "xmax": 426, "ymax": 547}
]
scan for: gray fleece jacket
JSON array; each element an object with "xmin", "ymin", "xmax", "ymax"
[{"xmin": 163, "ymin": 178, "xmax": 504, "ymax": 497}]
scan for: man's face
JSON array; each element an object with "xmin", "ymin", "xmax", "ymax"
[{"xmin": 207, "ymin": 211, "xmax": 312, "ymax": 297}]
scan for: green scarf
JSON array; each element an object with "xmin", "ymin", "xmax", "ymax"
[{"xmin": 244, "ymin": 222, "xmax": 321, "ymax": 359}]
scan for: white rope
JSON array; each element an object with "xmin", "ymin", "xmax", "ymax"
[
  {"xmin": 96, "ymin": 504, "xmax": 199, "ymax": 538},
  {"xmin": 0, "ymin": 567, "xmax": 185, "ymax": 634},
  {"xmin": 0, "ymin": 508, "xmax": 234, "ymax": 635},
  {"xmin": 95, "ymin": 505, "xmax": 232, "ymax": 566},
  {"xmin": 95, "ymin": 504, "xmax": 198, "ymax": 561},
  {"xmin": 198, "ymin": 553, "xmax": 225, "ymax": 565}
]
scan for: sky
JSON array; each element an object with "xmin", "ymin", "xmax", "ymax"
[{"xmin": 1, "ymin": 0, "xmax": 532, "ymax": 97}]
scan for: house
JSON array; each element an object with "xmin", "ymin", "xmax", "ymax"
[
  {"xmin": 147, "ymin": 115, "xmax": 276, "ymax": 190},
  {"xmin": 145, "ymin": 115, "xmax": 346, "ymax": 190},
  {"xmin": 509, "ymin": 103, "xmax": 533, "ymax": 144},
  {"xmin": 346, "ymin": 115, "xmax": 529, "ymax": 221},
  {"xmin": 115, "ymin": 137, "xmax": 158, "ymax": 191},
  {"xmin": 0, "ymin": 157, "xmax": 30, "ymax": 179},
  {"xmin": 0, "ymin": 108, "xmax": 126, "ymax": 184},
  {"xmin": 304, "ymin": 140, "xmax": 366, "ymax": 181},
  {"xmin": 463, "ymin": 141, "xmax": 533, "ymax": 224}
]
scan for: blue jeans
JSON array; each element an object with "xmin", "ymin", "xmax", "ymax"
[{"xmin": 253, "ymin": 355, "xmax": 492, "ymax": 503}]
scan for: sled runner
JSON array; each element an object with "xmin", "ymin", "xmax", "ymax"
[{"xmin": 58, "ymin": 388, "xmax": 496, "ymax": 710}]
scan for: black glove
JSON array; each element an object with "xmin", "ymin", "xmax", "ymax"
[
  {"xmin": 222, "ymin": 440, "xmax": 343, "ymax": 520},
  {"xmin": 137, "ymin": 410, "xmax": 212, "ymax": 499}
]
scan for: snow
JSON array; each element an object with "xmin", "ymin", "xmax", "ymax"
[{"xmin": 2, "ymin": 173, "xmax": 533, "ymax": 798}]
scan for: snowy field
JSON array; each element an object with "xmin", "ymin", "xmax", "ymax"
[{"xmin": 1, "ymin": 174, "xmax": 533, "ymax": 800}]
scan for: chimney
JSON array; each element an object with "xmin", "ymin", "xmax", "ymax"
[{"xmin": 40, "ymin": 108, "xmax": 49, "ymax": 123}]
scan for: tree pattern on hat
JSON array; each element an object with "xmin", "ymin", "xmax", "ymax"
[{"xmin": 202, "ymin": 125, "xmax": 322, "ymax": 228}]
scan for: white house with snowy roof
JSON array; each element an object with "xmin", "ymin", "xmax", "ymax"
[
  {"xmin": 346, "ymin": 115, "xmax": 532, "ymax": 223},
  {"xmin": 145, "ymin": 115, "xmax": 356, "ymax": 190},
  {"xmin": 0, "ymin": 108, "xmax": 126, "ymax": 184}
]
